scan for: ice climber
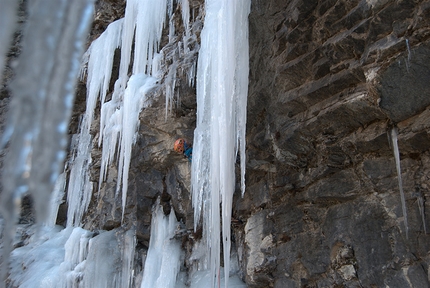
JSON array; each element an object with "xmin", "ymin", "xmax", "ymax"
[{"xmin": 174, "ymin": 138, "xmax": 192, "ymax": 162}]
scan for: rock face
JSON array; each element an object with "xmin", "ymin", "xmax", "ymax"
[
  {"xmin": 3, "ymin": 0, "xmax": 430, "ymax": 287},
  {"xmin": 237, "ymin": 0, "xmax": 430, "ymax": 287}
]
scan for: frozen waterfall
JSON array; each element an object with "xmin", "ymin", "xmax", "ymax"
[
  {"xmin": 1, "ymin": 0, "xmax": 250, "ymax": 287},
  {"xmin": 191, "ymin": 0, "xmax": 250, "ymax": 287}
]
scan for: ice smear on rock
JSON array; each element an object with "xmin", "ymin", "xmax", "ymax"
[
  {"xmin": 66, "ymin": 118, "xmax": 93, "ymax": 227},
  {"xmin": 390, "ymin": 127, "xmax": 409, "ymax": 239},
  {"xmin": 44, "ymin": 172, "xmax": 66, "ymax": 227},
  {"xmin": 191, "ymin": 0, "xmax": 250, "ymax": 287}
]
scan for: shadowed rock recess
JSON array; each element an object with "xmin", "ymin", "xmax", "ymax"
[{"xmin": 5, "ymin": 0, "xmax": 430, "ymax": 287}]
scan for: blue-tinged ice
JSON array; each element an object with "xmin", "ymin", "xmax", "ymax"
[
  {"xmin": 141, "ymin": 200, "xmax": 182, "ymax": 288},
  {"xmin": 66, "ymin": 118, "xmax": 93, "ymax": 227},
  {"xmin": 0, "ymin": 0, "xmax": 18, "ymax": 84},
  {"xmin": 191, "ymin": 0, "xmax": 250, "ymax": 287},
  {"xmin": 8, "ymin": 226, "xmax": 73, "ymax": 288},
  {"xmin": 81, "ymin": 19, "xmax": 123, "ymax": 131},
  {"xmin": 9, "ymin": 226, "xmax": 136, "ymax": 288}
]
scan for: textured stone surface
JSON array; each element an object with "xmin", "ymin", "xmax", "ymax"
[{"xmin": 237, "ymin": 0, "xmax": 430, "ymax": 286}]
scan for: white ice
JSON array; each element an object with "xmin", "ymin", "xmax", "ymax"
[
  {"xmin": 141, "ymin": 201, "xmax": 182, "ymax": 288},
  {"xmin": 81, "ymin": 19, "xmax": 123, "ymax": 132},
  {"xmin": 5, "ymin": 0, "xmax": 250, "ymax": 287},
  {"xmin": 191, "ymin": 0, "xmax": 250, "ymax": 287},
  {"xmin": 9, "ymin": 226, "xmax": 135, "ymax": 288},
  {"xmin": 116, "ymin": 74, "xmax": 157, "ymax": 219},
  {"xmin": 133, "ymin": 0, "xmax": 170, "ymax": 75},
  {"xmin": 66, "ymin": 118, "xmax": 93, "ymax": 227}
]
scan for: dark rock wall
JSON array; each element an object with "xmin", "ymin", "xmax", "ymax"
[{"xmin": 238, "ymin": 0, "xmax": 430, "ymax": 287}]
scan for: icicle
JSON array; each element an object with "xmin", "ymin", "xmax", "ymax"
[
  {"xmin": 168, "ymin": 16, "xmax": 176, "ymax": 43},
  {"xmin": 82, "ymin": 19, "xmax": 123, "ymax": 132},
  {"xmin": 133, "ymin": 0, "xmax": 169, "ymax": 75},
  {"xmin": 141, "ymin": 200, "xmax": 182, "ymax": 288},
  {"xmin": 117, "ymin": 0, "xmax": 138, "ymax": 88},
  {"xmin": 390, "ymin": 127, "xmax": 409, "ymax": 239},
  {"xmin": 98, "ymin": 79, "xmax": 123, "ymax": 178},
  {"xmin": 57, "ymin": 227, "xmax": 92, "ymax": 288},
  {"xmin": 91, "ymin": 0, "xmax": 170, "ymax": 219},
  {"xmin": 120, "ymin": 229, "xmax": 137, "ymax": 288},
  {"xmin": 165, "ymin": 60, "xmax": 178, "ymax": 119},
  {"xmin": 116, "ymin": 74, "xmax": 157, "ymax": 220},
  {"xmin": 191, "ymin": 1, "xmax": 250, "ymax": 287},
  {"xmin": 152, "ymin": 52, "xmax": 164, "ymax": 79},
  {"xmin": 405, "ymin": 39, "xmax": 411, "ymax": 73},
  {"xmin": 180, "ymin": 0, "xmax": 191, "ymax": 33}
]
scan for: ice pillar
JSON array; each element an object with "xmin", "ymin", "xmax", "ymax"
[{"xmin": 191, "ymin": 1, "xmax": 250, "ymax": 287}]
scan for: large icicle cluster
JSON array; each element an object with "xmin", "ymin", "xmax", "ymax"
[
  {"xmin": 74, "ymin": 0, "xmax": 201, "ymax": 224},
  {"xmin": 66, "ymin": 16, "xmax": 124, "ymax": 227},
  {"xmin": 76, "ymin": 0, "xmax": 176, "ymax": 220},
  {"xmin": 4, "ymin": 0, "xmax": 251, "ymax": 286},
  {"xmin": 191, "ymin": 1, "xmax": 250, "ymax": 287}
]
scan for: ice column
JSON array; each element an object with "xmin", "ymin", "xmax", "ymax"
[
  {"xmin": 0, "ymin": 1, "xmax": 94, "ymax": 285},
  {"xmin": 191, "ymin": 1, "xmax": 250, "ymax": 287},
  {"xmin": 141, "ymin": 201, "xmax": 182, "ymax": 288}
]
